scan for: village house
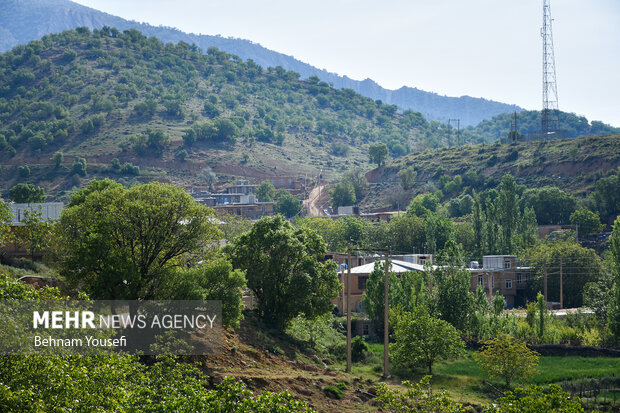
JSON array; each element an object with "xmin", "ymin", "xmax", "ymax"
[{"xmin": 467, "ymin": 255, "xmax": 534, "ymax": 309}]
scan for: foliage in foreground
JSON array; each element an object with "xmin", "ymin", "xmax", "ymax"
[
  {"xmin": 376, "ymin": 377, "xmax": 583, "ymax": 413},
  {"xmin": 376, "ymin": 376, "xmax": 463, "ymax": 413},
  {"xmin": 0, "ymin": 355, "xmax": 315, "ymax": 412},
  {"xmin": 0, "ymin": 272, "xmax": 313, "ymax": 412},
  {"xmin": 494, "ymin": 384, "xmax": 583, "ymax": 413}
]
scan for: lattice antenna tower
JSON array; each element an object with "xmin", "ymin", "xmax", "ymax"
[{"xmin": 541, "ymin": 0, "xmax": 559, "ymax": 138}]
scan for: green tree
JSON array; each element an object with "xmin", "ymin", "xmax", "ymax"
[
  {"xmin": 368, "ymin": 142, "xmax": 388, "ymax": 167},
  {"xmin": 51, "ymin": 151, "xmax": 63, "ymax": 168},
  {"xmin": 294, "ymin": 216, "xmax": 344, "ymax": 252},
  {"xmin": 72, "ymin": 156, "xmax": 87, "ymax": 176},
  {"xmin": 495, "ymin": 384, "xmax": 583, "ymax": 413},
  {"xmin": 226, "ymin": 216, "xmax": 340, "ymax": 328},
  {"xmin": 17, "ymin": 165, "xmax": 30, "ymax": 178},
  {"xmin": 386, "ymin": 215, "xmax": 426, "ymax": 254},
  {"xmin": 472, "ymin": 190, "xmax": 483, "ymax": 259},
  {"xmin": 591, "ymin": 169, "xmax": 620, "ymax": 223},
  {"xmin": 8, "ymin": 184, "xmax": 46, "ymax": 203},
  {"xmin": 275, "ymin": 190, "xmax": 302, "ymax": 218},
  {"xmin": 391, "ymin": 306, "xmax": 464, "ymax": 374},
  {"xmin": 521, "ymin": 186, "xmax": 577, "ymax": 225},
  {"xmin": 342, "ymin": 168, "xmax": 369, "ymax": 200},
  {"xmin": 398, "ymin": 165, "xmax": 417, "ymax": 190},
  {"xmin": 0, "ymin": 200, "xmax": 12, "ymax": 248},
  {"xmin": 362, "ymin": 261, "xmax": 400, "ymax": 329},
  {"xmin": 375, "ymin": 376, "xmax": 463, "ymax": 412},
  {"xmin": 155, "ymin": 258, "xmax": 246, "ymax": 328},
  {"xmin": 432, "ymin": 239, "xmax": 473, "ymax": 331},
  {"xmin": 57, "ymin": 181, "xmax": 221, "ymax": 300},
  {"xmin": 474, "ymin": 333, "xmax": 539, "ymax": 386},
  {"xmin": 525, "ymin": 241, "xmax": 604, "ymax": 308},
  {"xmin": 406, "ymin": 193, "xmax": 440, "ymax": 217},
  {"xmin": 570, "ymin": 207, "xmax": 604, "ymax": 236},
  {"xmin": 213, "ymin": 118, "xmax": 239, "ymax": 143},
  {"xmin": 329, "ymin": 181, "xmax": 356, "ymax": 209},
  {"xmin": 485, "ymin": 195, "xmax": 500, "ymax": 255},
  {"xmin": 498, "ymin": 174, "xmax": 519, "ymax": 253},
  {"xmin": 12, "ymin": 207, "xmax": 54, "ymax": 260},
  {"xmin": 256, "ymin": 180, "xmax": 276, "ymax": 202},
  {"xmin": 537, "ymin": 292, "xmax": 546, "ymax": 340},
  {"xmin": 67, "ymin": 178, "xmax": 122, "ymax": 207},
  {"xmin": 609, "ymin": 217, "xmax": 620, "ymax": 342}
]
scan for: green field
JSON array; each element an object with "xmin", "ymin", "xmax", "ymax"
[{"xmin": 340, "ymin": 344, "xmax": 620, "ymax": 405}]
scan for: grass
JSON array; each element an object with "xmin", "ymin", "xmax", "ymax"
[{"xmin": 340, "ymin": 343, "xmax": 620, "ymax": 405}]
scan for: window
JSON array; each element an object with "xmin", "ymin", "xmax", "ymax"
[
  {"xmin": 504, "ymin": 260, "xmax": 511, "ymax": 269},
  {"xmin": 358, "ymin": 276, "xmax": 369, "ymax": 290},
  {"xmin": 363, "ymin": 323, "xmax": 369, "ymax": 336},
  {"xmin": 505, "ymin": 279, "xmax": 513, "ymax": 289},
  {"xmin": 526, "ymin": 273, "xmax": 531, "ymax": 281},
  {"xmin": 478, "ymin": 275, "xmax": 484, "ymax": 286},
  {"xmin": 517, "ymin": 273, "xmax": 523, "ymax": 284},
  {"xmin": 491, "ymin": 276, "xmax": 495, "ymax": 289}
]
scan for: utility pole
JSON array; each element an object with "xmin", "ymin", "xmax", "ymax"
[
  {"xmin": 559, "ymin": 257, "xmax": 563, "ymax": 309},
  {"xmin": 543, "ymin": 260, "xmax": 548, "ymax": 302},
  {"xmin": 383, "ymin": 247, "xmax": 390, "ymax": 379},
  {"xmin": 346, "ymin": 246, "xmax": 352, "ymax": 373}
]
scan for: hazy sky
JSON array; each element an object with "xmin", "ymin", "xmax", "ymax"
[{"xmin": 73, "ymin": 0, "xmax": 620, "ymax": 126}]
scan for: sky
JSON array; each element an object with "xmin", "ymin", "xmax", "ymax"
[{"xmin": 72, "ymin": 0, "xmax": 620, "ymax": 127}]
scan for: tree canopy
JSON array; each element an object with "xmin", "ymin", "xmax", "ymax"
[
  {"xmin": 57, "ymin": 181, "xmax": 220, "ymax": 300},
  {"xmin": 475, "ymin": 333, "xmax": 540, "ymax": 386},
  {"xmin": 368, "ymin": 142, "xmax": 388, "ymax": 167},
  {"xmin": 226, "ymin": 215, "xmax": 340, "ymax": 328},
  {"xmin": 8, "ymin": 184, "xmax": 46, "ymax": 203},
  {"xmin": 391, "ymin": 306, "xmax": 464, "ymax": 374}
]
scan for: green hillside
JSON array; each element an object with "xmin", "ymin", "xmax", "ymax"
[
  {"xmin": 0, "ymin": 27, "xmax": 466, "ymax": 199},
  {"xmin": 362, "ymin": 134, "xmax": 620, "ymax": 214},
  {"xmin": 0, "ymin": 0, "xmax": 523, "ymax": 126},
  {"xmin": 462, "ymin": 110, "xmax": 619, "ymax": 143}
]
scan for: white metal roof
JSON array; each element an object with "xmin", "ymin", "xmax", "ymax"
[{"xmin": 340, "ymin": 259, "xmax": 431, "ymax": 275}]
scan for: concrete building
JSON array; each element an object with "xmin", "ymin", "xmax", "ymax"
[
  {"xmin": 335, "ymin": 259, "xmax": 431, "ymax": 315},
  {"xmin": 10, "ymin": 202, "xmax": 63, "ymax": 225},
  {"xmin": 190, "ymin": 180, "xmax": 274, "ymax": 220},
  {"xmin": 212, "ymin": 202, "xmax": 275, "ymax": 220},
  {"xmin": 468, "ymin": 255, "xmax": 533, "ymax": 309}
]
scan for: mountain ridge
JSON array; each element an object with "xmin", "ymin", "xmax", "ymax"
[{"xmin": 0, "ymin": 0, "xmax": 522, "ymax": 126}]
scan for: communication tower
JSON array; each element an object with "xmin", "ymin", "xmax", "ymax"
[{"xmin": 541, "ymin": 0, "xmax": 559, "ymax": 138}]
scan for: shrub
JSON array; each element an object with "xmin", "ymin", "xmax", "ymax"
[
  {"xmin": 323, "ymin": 385, "xmax": 344, "ymax": 400},
  {"xmin": 351, "ymin": 336, "xmax": 368, "ymax": 363}
]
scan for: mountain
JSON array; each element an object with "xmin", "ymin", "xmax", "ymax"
[
  {"xmin": 0, "ymin": 0, "xmax": 522, "ymax": 126},
  {"xmin": 0, "ymin": 27, "xmax": 461, "ymax": 199}
]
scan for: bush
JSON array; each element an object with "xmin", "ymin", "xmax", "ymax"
[
  {"xmin": 120, "ymin": 162, "xmax": 140, "ymax": 175},
  {"xmin": 330, "ymin": 141, "xmax": 349, "ymax": 156},
  {"xmin": 351, "ymin": 336, "xmax": 368, "ymax": 363},
  {"xmin": 323, "ymin": 385, "xmax": 344, "ymax": 400}
]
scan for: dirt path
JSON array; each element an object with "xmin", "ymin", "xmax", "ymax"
[{"xmin": 304, "ymin": 184, "xmax": 327, "ymax": 216}]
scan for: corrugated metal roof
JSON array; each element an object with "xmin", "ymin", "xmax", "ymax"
[{"xmin": 340, "ymin": 259, "xmax": 431, "ymax": 274}]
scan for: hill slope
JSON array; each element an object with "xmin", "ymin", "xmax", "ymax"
[
  {"xmin": 362, "ymin": 134, "xmax": 620, "ymax": 210},
  {"xmin": 0, "ymin": 28, "xmax": 461, "ymax": 199},
  {"xmin": 0, "ymin": 0, "xmax": 521, "ymax": 126}
]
